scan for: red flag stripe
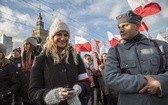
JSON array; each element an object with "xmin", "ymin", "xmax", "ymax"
[
  {"xmin": 134, "ymin": 2, "xmax": 161, "ymax": 17},
  {"xmin": 109, "ymin": 38, "xmax": 119, "ymax": 47},
  {"xmin": 75, "ymin": 42, "xmax": 92, "ymax": 52},
  {"xmin": 139, "ymin": 21, "xmax": 149, "ymax": 32}
]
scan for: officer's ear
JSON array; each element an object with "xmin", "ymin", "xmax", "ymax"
[
  {"xmin": 136, "ymin": 24, "xmax": 141, "ymax": 28},
  {"xmin": 134, "ymin": 24, "xmax": 140, "ymax": 31}
]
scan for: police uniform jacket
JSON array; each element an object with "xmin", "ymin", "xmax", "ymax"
[{"xmin": 104, "ymin": 34, "xmax": 168, "ymax": 105}]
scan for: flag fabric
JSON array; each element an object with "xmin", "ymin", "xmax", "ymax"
[
  {"xmin": 100, "ymin": 45, "xmax": 109, "ymax": 54},
  {"xmin": 105, "ymin": 47, "xmax": 109, "ymax": 53},
  {"xmin": 114, "ymin": 34, "xmax": 121, "ymax": 40},
  {"xmin": 99, "ymin": 45, "xmax": 109, "ymax": 55},
  {"xmin": 127, "ymin": 0, "xmax": 161, "ymax": 17},
  {"xmin": 156, "ymin": 33, "xmax": 168, "ymax": 42},
  {"xmin": 107, "ymin": 31, "xmax": 119, "ymax": 47},
  {"xmin": 147, "ymin": 34, "xmax": 152, "ymax": 39},
  {"xmin": 90, "ymin": 39, "xmax": 104, "ymax": 54},
  {"xmin": 139, "ymin": 21, "xmax": 149, "ymax": 31},
  {"xmin": 93, "ymin": 57, "xmax": 99, "ymax": 71},
  {"xmin": 75, "ymin": 36, "xmax": 92, "ymax": 53}
]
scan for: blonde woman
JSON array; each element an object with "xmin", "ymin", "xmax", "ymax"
[{"xmin": 29, "ymin": 18, "xmax": 90, "ymax": 105}]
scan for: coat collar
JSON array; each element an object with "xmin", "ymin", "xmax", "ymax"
[{"xmin": 123, "ymin": 34, "xmax": 151, "ymax": 50}]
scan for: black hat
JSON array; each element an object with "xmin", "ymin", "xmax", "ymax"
[{"xmin": 116, "ymin": 10, "xmax": 142, "ymax": 25}]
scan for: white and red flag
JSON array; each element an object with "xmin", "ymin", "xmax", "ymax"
[
  {"xmin": 139, "ymin": 21, "xmax": 149, "ymax": 32},
  {"xmin": 75, "ymin": 36, "xmax": 92, "ymax": 53},
  {"xmin": 90, "ymin": 39, "xmax": 104, "ymax": 54},
  {"xmin": 107, "ymin": 31, "xmax": 120, "ymax": 47},
  {"xmin": 156, "ymin": 33, "xmax": 168, "ymax": 42},
  {"xmin": 127, "ymin": 0, "xmax": 161, "ymax": 17}
]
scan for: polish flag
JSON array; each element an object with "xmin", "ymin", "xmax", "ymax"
[
  {"xmin": 139, "ymin": 21, "xmax": 149, "ymax": 32},
  {"xmin": 92, "ymin": 56, "xmax": 99, "ymax": 71},
  {"xmin": 75, "ymin": 36, "xmax": 92, "ymax": 53},
  {"xmin": 107, "ymin": 31, "xmax": 119, "ymax": 47},
  {"xmin": 156, "ymin": 33, "xmax": 168, "ymax": 42},
  {"xmin": 90, "ymin": 39, "xmax": 104, "ymax": 54},
  {"xmin": 127, "ymin": 0, "xmax": 161, "ymax": 17},
  {"xmin": 100, "ymin": 45, "xmax": 109, "ymax": 55}
]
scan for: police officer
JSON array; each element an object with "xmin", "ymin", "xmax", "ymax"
[{"xmin": 104, "ymin": 10, "xmax": 168, "ymax": 105}]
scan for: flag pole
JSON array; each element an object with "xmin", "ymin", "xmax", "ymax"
[{"xmin": 141, "ymin": 21, "xmax": 151, "ymax": 38}]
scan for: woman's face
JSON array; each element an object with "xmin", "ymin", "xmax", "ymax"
[
  {"xmin": 53, "ymin": 30, "xmax": 70, "ymax": 49},
  {"xmin": 24, "ymin": 42, "xmax": 30, "ymax": 51},
  {"xmin": 102, "ymin": 53, "xmax": 107, "ymax": 60},
  {"xmin": 93, "ymin": 52, "xmax": 98, "ymax": 58},
  {"xmin": 85, "ymin": 56, "xmax": 92, "ymax": 64}
]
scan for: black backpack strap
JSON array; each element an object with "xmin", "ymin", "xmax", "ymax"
[
  {"xmin": 115, "ymin": 45, "xmax": 130, "ymax": 74},
  {"xmin": 150, "ymin": 40, "xmax": 165, "ymax": 74},
  {"xmin": 114, "ymin": 44, "xmax": 120, "ymax": 63}
]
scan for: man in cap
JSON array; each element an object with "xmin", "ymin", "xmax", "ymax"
[{"xmin": 104, "ymin": 10, "xmax": 168, "ymax": 105}]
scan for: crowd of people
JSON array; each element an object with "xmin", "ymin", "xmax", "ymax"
[{"xmin": 0, "ymin": 10, "xmax": 168, "ymax": 105}]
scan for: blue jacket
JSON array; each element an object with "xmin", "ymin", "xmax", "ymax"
[{"xmin": 104, "ymin": 34, "xmax": 168, "ymax": 105}]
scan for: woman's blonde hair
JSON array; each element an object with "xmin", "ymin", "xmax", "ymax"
[{"xmin": 43, "ymin": 37, "xmax": 77, "ymax": 64}]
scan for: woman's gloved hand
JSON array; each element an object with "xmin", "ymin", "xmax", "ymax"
[
  {"xmin": 72, "ymin": 84, "xmax": 82, "ymax": 95},
  {"xmin": 0, "ymin": 91, "xmax": 13, "ymax": 102},
  {"xmin": 44, "ymin": 87, "xmax": 67, "ymax": 105},
  {"xmin": 67, "ymin": 84, "xmax": 82, "ymax": 105}
]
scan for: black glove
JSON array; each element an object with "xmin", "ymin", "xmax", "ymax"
[
  {"xmin": 1, "ymin": 91, "xmax": 13, "ymax": 101},
  {"xmin": 0, "ymin": 94, "xmax": 3, "ymax": 101},
  {"xmin": 32, "ymin": 45, "xmax": 42, "ymax": 56}
]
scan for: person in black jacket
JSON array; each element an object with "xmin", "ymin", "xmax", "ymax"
[
  {"xmin": 0, "ymin": 43, "xmax": 20, "ymax": 105},
  {"xmin": 29, "ymin": 18, "xmax": 90, "ymax": 105},
  {"xmin": 9, "ymin": 48, "xmax": 22, "ymax": 105}
]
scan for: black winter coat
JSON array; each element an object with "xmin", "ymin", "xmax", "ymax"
[
  {"xmin": 0, "ymin": 63, "xmax": 20, "ymax": 104},
  {"xmin": 29, "ymin": 52, "xmax": 90, "ymax": 105}
]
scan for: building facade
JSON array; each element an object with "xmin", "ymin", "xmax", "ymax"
[{"xmin": 0, "ymin": 34, "xmax": 13, "ymax": 56}]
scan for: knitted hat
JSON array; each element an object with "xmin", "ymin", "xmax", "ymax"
[
  {"xmin": 116, "ymin": 10, "xmax": 142, "ymax": 25},
  {"xmin": 24, "ymin": 37, "xmax": 41, "ymax": 47},
  {"xmin": 49, "ymin": 18, "xmax": 70, "ymax": 39},
  {"xmin": 0, "ymin": 43, "xmax": 7, "ymax": 55},
  {"xmin": 13, "ymin": 47, "xmax": 21, "ymax": 54}
]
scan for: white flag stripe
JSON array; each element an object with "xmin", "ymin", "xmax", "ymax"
[
  {"xmin": 75, "ymin": 36, "xmax": 89, "ymax": 44},
  {"xmin": 156, "ymin": 33, "xmax": 168, "ymax": 42},
  {"xmin": 107, "ymin": 31, "xmax": 115, "ymax": 40},
  {"xmin": 127, "ymin": 0, "xmax": 152, "ymax": 10},
  {"xmin": 78, "ymin": 73, "xmax": 89, "ymax": 81},
  {"xmin": 107, "ymin": 31, "xmax": 120, "ymax": 40}
]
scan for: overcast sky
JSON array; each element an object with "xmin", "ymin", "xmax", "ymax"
[{"xmin": 0, "ymin": 0, "xmax": 168, "ymax": 49}]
